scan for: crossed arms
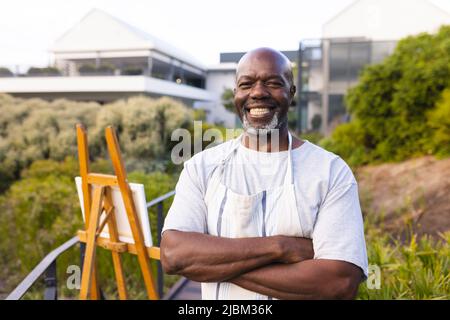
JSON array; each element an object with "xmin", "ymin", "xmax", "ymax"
[{"xmin": 160, "ymin": 231, "xmax": 364, "ymax": 300}]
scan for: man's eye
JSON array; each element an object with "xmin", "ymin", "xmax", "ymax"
[
  {"xmin": 267, "ymin": 82, "xmax": 283, "ymax": 87},
  {"xmin": 239, "ymin": 83, "xmax": 252, "ymax": 88}
]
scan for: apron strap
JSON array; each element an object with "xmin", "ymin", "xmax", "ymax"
[
  {"xmin": 284, "ymin": 131, "xmax": 294, "ymax": 186},
  {"xmin": 218, "ymin": 131, "xmax": 294, "ymax": 185}
]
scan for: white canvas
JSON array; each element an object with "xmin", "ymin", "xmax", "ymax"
[{"xmin": 75, "ymin": 176, "xmax": 153, "ymax": 248}]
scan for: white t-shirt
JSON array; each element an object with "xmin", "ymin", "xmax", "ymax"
[{"xmin": 163, "ymin": 139, "xmax": 368, "ymax": 277}]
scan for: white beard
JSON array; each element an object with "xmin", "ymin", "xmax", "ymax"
[{"xmin": 242, "ymin": 110, "xmax": 287, "ymax": 136}]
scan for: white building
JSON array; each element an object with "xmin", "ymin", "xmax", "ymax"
[
  {"xmin": 323, "ymin": 0, "xmax": 450, "ymax": 40},
  {"xmin": 202, "ymin": 62, "xmax": 238, "ymax": 126},
  {"xmin": 0, "ymin": 9, "xmax": 235, "ymax": 127},
  {"xmin": 299, "ymin": 0, "xmax": 450, "ymax": 135}
]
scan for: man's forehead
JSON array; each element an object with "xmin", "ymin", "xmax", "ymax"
[
  {"xmin": 236, "ymin": 63, "xmax": 290, "ymax": 82},
  {"xmin": 236, "ymin": 49, "xmax": 291, "ymax": 79},
  {"xmin": 237, "ymin": 71, "xmax": 286, "ymax": 80}
]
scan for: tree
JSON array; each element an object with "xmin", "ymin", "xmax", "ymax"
[
  {"xmin": 221, "ymin": 87, "xmax": 235, "ymax": 113},
  {"xmin": 426, "ymin": 89, "xmax": 450, "ymax": 157},
  {"xmin": 0, "ymin": 67, "xmax": 13, "ymax": 77},
  {"xmin": 323, "ymin": 26, "xmax": 450, "ymax": 165}
]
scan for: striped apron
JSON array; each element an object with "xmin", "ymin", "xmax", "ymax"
[{"xmin": 202, "ymin": 132, "xmax": 306, "ymax": 299}]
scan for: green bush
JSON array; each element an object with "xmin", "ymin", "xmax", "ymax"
[
  {"xmin": 325, "ymin": 26, "xmax": 450, "ymax": 165},
  {"xmin": 426, "ymin": 89, "xmax": 450, "ymax": 157},
  {"xmin": 0, "ymin": 94, "xmax": 194, "ymax": 192},
  {"xmin": 0, "ymin": 158, "xmax": 82, "ymax": 290},
  {"xmin": 121, "ymin": 67, "xmax": 143, "ymax": 75},
  {"xmin": 77, "ymin": 64, "xmax": 96, "ymax": 73},
  {"xmin": 78, "ymin": 63, "xmax": 115, "ymax": 75},
  {"xmin": 0, "ymin": 157, "xmax": 178, "ymax": 299},
  {"xmin": 221, "ymin": 87, "xmax": 235, "ymax": 113},
  {"xmin": 0, "ymin": 67, "xmax": 13, "ymax": 77},
  {"xmin": 357, "ymin": 230, "xmax": 449, "ymax": 300},
  {"xmin": 27, "ymin": 67, "xmax": 61, "ymax": 76}
]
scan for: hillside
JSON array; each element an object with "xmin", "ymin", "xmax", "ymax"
[{"xmin": 357, "ymin": 156, "xmax": 450, "ymax": 238}]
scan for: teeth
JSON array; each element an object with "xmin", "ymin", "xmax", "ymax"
[{"xmin": 249, "ymin": 108, "xmax": 271, "ymax": 116}]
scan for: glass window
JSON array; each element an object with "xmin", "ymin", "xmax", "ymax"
[
  {"xmin": 349, "ymin": 42, "xmax": 371, "ymax": 80},
  {"xmin": 329, "ymin": 43, "xmax": 350, "ymax": 82},
  {"xmin": 328, "ymin": 94, "xmax": 346, "ymax": 124}
]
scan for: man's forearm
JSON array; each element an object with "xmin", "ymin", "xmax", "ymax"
[
  {"xmin": 160, "ymin": 231, "xmax": 313, "ymax": 283},
  {"xmin": 230, "ymin": 259, "xmax": 363, "ymax": 300},
  {"xmin": 161, "ymin": 231, "xmax": 281, "ymax": 282}
]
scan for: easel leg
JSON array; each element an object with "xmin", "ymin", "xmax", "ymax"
[
  {"xmin": 105, "ymin": 127, "xmax": 159, "ymax": 300},
  {"xmin": 80, "ymin": 244, "xmax": 101, "ymax": 299},
  {"xmin": 80, "ymin": 186, "xmax": 104, "ymax": 300},
  {"xmin": 104, "ymin": 189, "xmax": 128, "ymax": 300},
  {"xmin": 76, "ymin": 124, "xmax": 101, "ymax": 300}
]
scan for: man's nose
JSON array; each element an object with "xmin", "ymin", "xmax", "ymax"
[{"xmin": 249, "ymin": 81, "xmax": 270, "ymax": 99}]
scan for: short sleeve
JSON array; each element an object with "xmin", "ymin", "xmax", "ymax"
[
  {"xmin": 312, "ymin": 182, "xmax": 368, "ymax": 278},
  {"xmin": 162, "ymin": 161, "xmax": 208, "ymax": 235}
]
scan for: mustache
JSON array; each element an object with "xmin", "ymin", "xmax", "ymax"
[{"xmin": 244, "ymin": 101, "xmax": 278, "ymax": 109}]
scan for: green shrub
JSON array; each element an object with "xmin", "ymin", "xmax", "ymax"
[
  {"xmin": 357, "ymin": 231, "xmax": 449, "ymax": 299},
  {"xmin": 221, "ymin": 87, "xmax": 235, "ymax": 113},
  {"xmin": 78, "ymin": 64, "xmax": 96, "ymax": 73},
  {"xmin": 78, "ymin": 63, "xmax": 115, "ymax": 75},
  {"xmin": 325, "ymin": 26, "xmax": 450, "ymax": 165},
  {"xmin": 0, "ymin": 158, "xmax": 82, "ymax": 291},
  {"xmin": 27, "ymin": 67, "xmax": 60, "ymax": 76},
  {"xmin": 0, "ymin": 157, "xmax": 178, "ymax": 299},
  {"xmin": 0, "ymin": 94, "xmax": 194, "ymax": 192},
  {"xmin": 426, "ymin": 89, "xmax": 450, "ymax": 157},
  {"xmin": 121, "ymin": 67, "xmax": 143, "ymax": 75},
  {"xmin": 0, "ymin": 67, "xmax": 13, "ymax": 77},
  {"xmin": 320, "ymin": 120, "xmax": 370, "ymax": 166}
]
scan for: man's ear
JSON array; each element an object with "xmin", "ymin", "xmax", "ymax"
[
  {"xmin": 290, "ymin": 85, "xmax": 296, "ymax": 99},
  {"xmin": 233, "ymin": 88, "xmax": 236, "ymax": 95}
]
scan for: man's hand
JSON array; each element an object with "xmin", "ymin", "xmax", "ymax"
[{"xmin": 275, "ymin": 236, "xmax": 314, "ymax": 264}]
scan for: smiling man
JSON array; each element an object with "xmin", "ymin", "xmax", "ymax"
[{"xmin": 161, "ymin": 48, "xmax": 368, "ymax": 300}]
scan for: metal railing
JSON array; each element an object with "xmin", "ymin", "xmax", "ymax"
[{"xmin": 5, "ymin": 190, "xmax": 175, "ymax": 300}]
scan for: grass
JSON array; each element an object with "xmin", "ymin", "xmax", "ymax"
[{"xmin": 356, "ymin": 209, "xmax": 450, "ymax": 299}]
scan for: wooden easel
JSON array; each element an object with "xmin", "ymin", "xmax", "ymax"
[{"xmin": 76, "ymin": 124, "xmax": 160, "ymax": 300}]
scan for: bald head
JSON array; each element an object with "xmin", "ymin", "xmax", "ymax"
[
  {"xmin": 233, "ymin": 47, "xmax": 296, "ymax": 136},
  {"xmin": 236, "ymin": 48, "xmax": 294, "ymax": 86}
]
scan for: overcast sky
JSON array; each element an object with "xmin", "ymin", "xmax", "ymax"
[{"xmin": 1, "ymin": 0, "xmax": 450, "ymax": 69}]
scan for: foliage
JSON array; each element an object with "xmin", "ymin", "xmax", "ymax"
[
  {"xmin": 0, "ymin": 157, "xmax": 178, "ymax": 299},
  {"xmin": 0, "ymin": 93, "xmax": 194, "ymax": 192},
  {"xmin": 354, "ymin": 186, "xmax": 450, "ymax": 300},
  {"xmin": 299, "ymin": 131, "xmax": 324, "ymax": 145},
  {"xmin": 0, "ymin": 67, "xmax": 13, "ymax": 77},
  {"xmin": 426, "ymin": 89, "xmax": 450, "ymax": 157},
  {"xmin": 325, "ymin": 26, "xmax": 450, "ymax": 166},
  {"xmin": 221, "ymin": 87, "xmax": 235, "ymax": 113},
  {"xmin": 121, "ymin": 67, "xmax": 143, "ymax": 76},
  {"xmin": 310, "ymin": 114, "xmax": 322, "ymax": 131},
  {"xmin": 78, "ymin": 63, "xmax": 115, "ymax": 75},
  {"xmin": 27, "ymin": 67, "xmax": 61, "ymax": 76},
  {"xmin": 357, "ymin": 227, "xmax": 449, "ymax": 299},
  {"xmin": 320, "ymin": 120, "xmax": 370, "ymax": 166},
  {"xmin": 0, "ymin": 158, "xmax": 82, "ymax": 289}
]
